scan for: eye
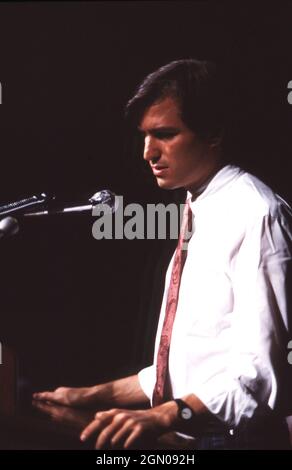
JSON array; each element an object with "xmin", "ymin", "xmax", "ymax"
[{"xmin": 154, "ymin": 131, "xmax": 178, "ymax": 140}]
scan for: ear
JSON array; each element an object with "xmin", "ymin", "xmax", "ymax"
[
  {"xmin": 208, "ymin": 130, "xmax": 224, "ymax": 148},
  {"xmin": 209, "ymin": 137, "xmax": 222, "ymax": 148}
]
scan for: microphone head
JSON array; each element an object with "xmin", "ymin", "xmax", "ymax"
[
  {"xmin": 89, "ymin": 189, "xmax": 117, "ymax": 212},
  {"xmin": 0, "ymin": 216, "xmax": 19, "ymax": 238}
]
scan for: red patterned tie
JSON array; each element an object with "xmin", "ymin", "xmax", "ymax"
[{"xmin": 152, "ymin": 199, "xmax": 193, "ymax": 406}]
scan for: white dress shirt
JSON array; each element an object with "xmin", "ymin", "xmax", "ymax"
[{"xmin": 138, "ymin": 165, "xmax": 292, "ymax": 427}]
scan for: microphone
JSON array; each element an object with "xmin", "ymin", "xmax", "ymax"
[
  {"xmin": 0, "ymin": 217, "xmax": 19, "ymax": 240},
  {"xmin": 22, "ymin": 189, "xmax": 116, "ymax": 217},
  {"xmin": 0, "ymin": 193, "xmax": 51, "ymax": 217}
]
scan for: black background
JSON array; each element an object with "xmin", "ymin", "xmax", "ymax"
[{"xmin": 0, "ymin": 2, "xmax": 291, "ymax": 392}]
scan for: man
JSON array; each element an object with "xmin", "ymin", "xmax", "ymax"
[{"xmin": 34, "ymin": 59, "xmax": 292, "ymax": 449}]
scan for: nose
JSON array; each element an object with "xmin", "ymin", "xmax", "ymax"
[{"xmin": 143, "ymin": 135, "xmax": 160, "ymax": 162}]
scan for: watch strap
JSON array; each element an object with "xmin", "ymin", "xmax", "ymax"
[{"xmin": 174, "ymin": 398, "xmax": 193, "ymax": 420}]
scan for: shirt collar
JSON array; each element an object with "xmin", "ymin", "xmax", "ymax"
[{"xmin": 187, "ymin": 165, "xmax": 243, "ymax": 210}]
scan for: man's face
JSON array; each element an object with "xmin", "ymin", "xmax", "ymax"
[{"xmin": 139, "ymin": 96, "xmax": 220, "ymax": 192}]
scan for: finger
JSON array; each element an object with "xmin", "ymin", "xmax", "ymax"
[
  {"xmin": 124, "ymin": 426, "xmax": 143, "ymax": 449},
  {"xmin": 94, "ymin": 408, "xmax": 123, "ymax": 419},
  {"xmin": 95, "ymin": 415, "xmax": 129, "ymax": 449},
  {"xmin": 33, "ymin": 391, "xmax": 56, "ymax": 402},
  {"xmin": 110, "ymin": 421, "xmax": 134, "ymax": 448},
  {"xmin": 32, "ymin": 400, "xmax": 52, "ymax": 412},
  {"xmin": 32, "ymin": 399, "xmax": 46, "ymax": 408},
  {"xmin": 32, "ymin": 401, "xmax": 54, "ymax": 418},
  {"xmin": 80, "ymin": 418, "xmax": 104, "ymax": 441}
]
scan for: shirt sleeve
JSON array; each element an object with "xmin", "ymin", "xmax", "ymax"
[
  {"xmin": 138, "ymin": 364, "xmax": 156, "ymax": 401},
  {"xmin": 193, "ymin": 201, "xmax": 292, "ymax": 427}
]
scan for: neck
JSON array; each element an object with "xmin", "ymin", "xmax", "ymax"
[{"xmin": 188, "ymin": 160, "xmax": 224, "ymax": 200}]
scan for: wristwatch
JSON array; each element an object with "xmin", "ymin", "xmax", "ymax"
[{"xmin": 174, "ymin": 398, "xmax": 194, "ymax": 421}]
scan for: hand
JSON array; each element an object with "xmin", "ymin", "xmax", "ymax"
[
  {"xmin": 33, "ymin": 386, "xmax": 98, "ymax": 407},
  {"xmin": 32, "ymin": 399, "xmax": 94, "ymax": 429},
  {"xmin": 80, "ymin": 403, "xmax": 177, "ymax": 449}
]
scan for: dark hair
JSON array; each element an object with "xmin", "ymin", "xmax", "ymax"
[{"xmin": 125, "ymin": 59, "xmax": 231, "ymax": 143}]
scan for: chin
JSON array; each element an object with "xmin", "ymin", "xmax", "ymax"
[
  {"xmin": 156, "ymin": 178, "xmax": 180, "ymax": 190},
  {"xmin": 156, "ymin": 180, "xmax": 174, "ymax": 190}
]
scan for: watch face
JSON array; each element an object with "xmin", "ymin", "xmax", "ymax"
[{"xmin": 181, "ymin": 407, "xmax": 192, "ymax": 420}]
